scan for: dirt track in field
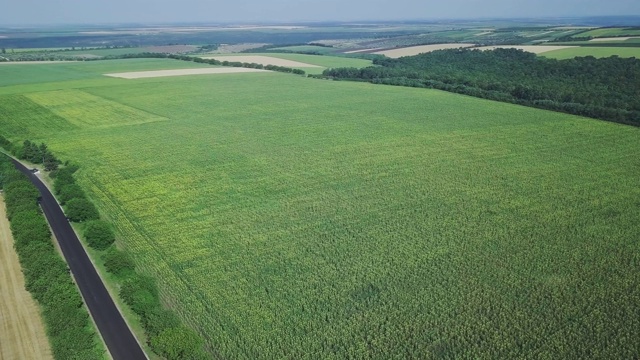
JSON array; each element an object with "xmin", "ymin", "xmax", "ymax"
[
  {"xmin": 0, "ymin": 197, "xmax": 53, "ymax": 360},
  {"xmin": 203, "ymin": 55, "xmax": 322, "ymax": 68},
  {"xmin": 105, "ymin": 67, "xmax": 268, "ymax": 79},
  {"xmin": 477, "ymin": 45, "xmax": 577, "ymax": 54}
]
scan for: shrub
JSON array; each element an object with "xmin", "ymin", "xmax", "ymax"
[
  {"xmin": 53, "ymin": 166, "xmax": 78, "ymax": 194},
  {"xmin": 65, "ymin": 198, "xmax": 99, "ymax": 222},
  {"xmin": 84, "ymin": 220, "xmax": 115, "ymax": 250},
  {"xmin": 120, "ymin": 274, "xmax": 160, "ymax": 317},
  {"xmin": 142, "ymin": 307, "xmax": 181, "ymax": 337},
  {"xmin": 58, "ymin": 183, "xmax": 86, "ymax": 205},
  {"xmin": 150, "ymin": 326, "xmax": 208, "ymax": 360},
  {"xmin": 102, "ymin": 247, "xmax": 135, "ymax": 277}
]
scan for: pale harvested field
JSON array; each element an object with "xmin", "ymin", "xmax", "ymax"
[
  {"xmin": 105, "ymin": 67, "xmax": 268, "ymax": 79},
  {"xmin": 0, "ymin": 198, "xmax": 53, "ymax": 360},
  {"xmin": 589, "ymin": 36, "xmax": 640, "ymax": 42},
  {"xmin": 203, "ymin": 55, "xmax": 322, "ymax": 68},
  {"xmin": 477, "ymin": 45, "xmax": 577, "ymax": 54},
  {"xmin": 474, "ymin": 31, "xmax": 493, "ymax": 36},
  {"xmin": 373, "ymin": 43, "xmax": 476, "ymax": 58}
]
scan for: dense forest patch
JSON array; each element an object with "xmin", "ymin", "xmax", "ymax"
[{"xmin": 323, "ymin": 48, "xmax": 640, "ymax": 126}]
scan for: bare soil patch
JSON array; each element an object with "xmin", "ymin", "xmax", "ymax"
[
  {"xmin": 477, "ymin": 45, "xmax": 577, "ymax": 54},
  {"xmin": 373, "ymin": 44, "xmax": 476, "ymax": 58},
  {"xmin": 105, "ymin": 67, "xmax": 268, "ymax": 79},
  {"xmin": 143, "ymin": 45, "xmax": 198, "ymax": 53},
  {"xmin": 0, "ymin": 197, "xmax": 53, "ymax": 360},
  {"xmin": 203, "ymin": 55, "xmax": 322, "ymax": 68}
]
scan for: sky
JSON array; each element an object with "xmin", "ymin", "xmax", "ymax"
[{"xmin": 2, "ymin": 0, "xmax": 640, "ymax": 25}]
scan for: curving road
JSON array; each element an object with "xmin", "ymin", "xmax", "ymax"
[{"xmin": 12, "ymin": 159, "xmax": 147, "ymax": 360}]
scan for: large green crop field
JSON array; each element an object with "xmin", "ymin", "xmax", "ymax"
[{"xmin": 1, "ymin": 59, "xmax": 639, "ymax": 358}]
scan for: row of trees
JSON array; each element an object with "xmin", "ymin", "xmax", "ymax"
[
  {"xmin": 2, "ymin": 137, "xmax": 209, "ymax": 359},
  {"xmin": 46, "ymin": 147, "xmax": 208, "ymax": 359},
  {"xmin": 321, "ymin": 48, "xmax": 640, "ymax": 126},
  {"xmin": 19, "ymin": 140, "xmax": 61, "ymax": 171},
  {"xmin": 0, "ymin": 156, "xmax": 102, "ymax": 359}
]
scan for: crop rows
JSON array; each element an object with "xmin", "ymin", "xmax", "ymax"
[{"xmin": 1, "ymin": 66, "xmax": 639, "ymax": 358}]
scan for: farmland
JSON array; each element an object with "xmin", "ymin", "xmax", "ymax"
[
  {"xmin": 200, "ymin": 53, "xmax": 372, "ymax": 74},
  {"xmin": 202, "ymin": 55, "xmax": 323, "ymax": 68},
  {"xmin": 541, "ymin": 46, "xmax": 640, "ymax": 59},
  {"xmin": 269, "ymin": 45, "xmax": 339, "ymax": 55},
  {"xmin": 575, "ymin": 27, "xmax": 640, "ymax": 38},
  {"xmin": 372, "ymin": 43, "xmax": 475, "ymax": 58},
  {"xmin": 0, "ymin": 59, "xmax": 639, "ymax": 358},
  {"xmin": 476, "ymin": 45, "xmax": 577, "ymax": 54}
]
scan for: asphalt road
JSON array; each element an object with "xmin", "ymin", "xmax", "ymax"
[{"xmin": 12, "ymin": 159, "xmax": 147, "ymax": 360}]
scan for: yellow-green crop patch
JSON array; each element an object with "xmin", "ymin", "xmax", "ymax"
[
  {"xmin": 0, "ymin": 59, "xmax": 639, "ymax": 359},
  {"xmin": 26, "ymin": 89, "xmax": 167, "ymax": 128}
]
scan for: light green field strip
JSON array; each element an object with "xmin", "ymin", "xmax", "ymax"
[
  {"xmin": 577, "ymin": 28, "xmax": 640, "ymax": 38},
  {"xmin": 541, "ymin": 46, "xmax": 640, "ymax": 59},
  {"xmin": 26, "ymin": 89, "xmax": 167, "ymax": 128},
  {"xmin": 477, "ymin": 45, "xmax": 577, "ymax": 54}
]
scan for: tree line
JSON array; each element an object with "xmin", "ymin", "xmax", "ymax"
[
  {"xmin": 1, "ymin": 138, "xmax": 208, "ymax": 359},
  {"xmin": 321, "ymin": 48, "xmax": 640, "ymax": 126},
  {"xmin": 0, "ymin": 156, "xmax": 102, "ymax": 359},
  {"xmin": 51, "ymin": 156, "xmax": 208, "ymax": 359}
]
